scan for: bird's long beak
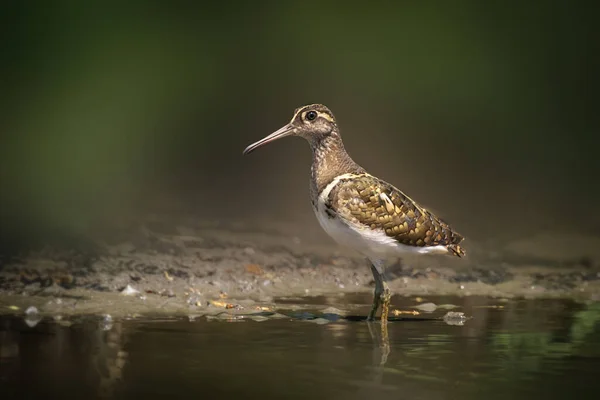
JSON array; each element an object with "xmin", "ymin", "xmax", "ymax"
[{"xmin": 242, "ymin": 124, "xmax": 295, "ymax": 155}]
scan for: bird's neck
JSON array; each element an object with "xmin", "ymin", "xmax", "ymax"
[{"xmin": 309, "ymin": 131, "xmax": 364, "ymax": 197}]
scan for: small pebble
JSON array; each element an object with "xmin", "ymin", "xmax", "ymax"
[
  {"xmin": 322, "ymin": 313, "xmax": 341, "ymax": 322},
  {"xmin": 293, "ymin": 311, "xmax": 315, "ymax": 320},
  {"xmin": 413, "ymin": 302, "xmax": 437, "ymax": 312},
  {"xmin": 443, "ymin": 311, "xmax": 468, "ymax": 326},
  {"xmin": 322, "ymin": 306, "xmax": 344, "ymax": 314},
  {"xmin": 269, "ymin": 313, "xmax": 289, "ymax": 319},
  {"xmin": 306, "ymin": 317, "xmax": 329, "ymax": 325},
  {"xmin": 437, "ymin": 304, "xmax": 459, "ymax": 310},
  {"xmin": 120, "ymin": 284, "xmax": 140, "ymax": 296},
  {"xmin": 25, "ymin": 306, "xmax": 39, "ymax": 315}
]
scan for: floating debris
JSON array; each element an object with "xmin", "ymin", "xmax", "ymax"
[
  {"xmin": 393, "ymin": 310, "xmax": 420, "ymax": 316},
  {"xmin": 245, "ymin": 264, "xmax": 264, "ymax": 275},
  {"xmin": 120, "ymin": 284, "xmax": 140, "ymax": 296},
  {"xmin": 443, "ymin": 311, "xmax": 469, "ymax": 326},
  {"xmin": 164, "ymin": 270, "xmax": 174, "ymax": 281},
  {"xmin": 209, "ymin": 300, "xmax": 239, "ymax": 310},
  {"xmin": 6, "ymin": 305, "xmax": 20, "ymax": 311}
]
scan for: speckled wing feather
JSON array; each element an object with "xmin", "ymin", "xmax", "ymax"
[{"xmin": 328, "ymin": 174, "xmax": 465, "ymax": 257}]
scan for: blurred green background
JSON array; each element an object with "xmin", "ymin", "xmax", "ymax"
[{"xmin": 1, "ymin": 1, "xmax": 598, "ymax": 248}]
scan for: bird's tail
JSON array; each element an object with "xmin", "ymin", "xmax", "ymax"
[{"xmin": 448, "ymin": 243, "xmax": 466, "ymax": 258}]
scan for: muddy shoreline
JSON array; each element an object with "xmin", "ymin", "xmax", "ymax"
[{"xmin": 1, "ymin": 214, "xmax": 599, "ymax": 317}]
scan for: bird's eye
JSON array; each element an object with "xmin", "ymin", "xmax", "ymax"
[{"xmin": 306, "ymin": 111, "xmax": 317, "ymax": 121}]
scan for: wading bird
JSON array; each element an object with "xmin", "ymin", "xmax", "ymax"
[{"xmin": 243, "ymin": 104, "xmax": 465, "ymax": 325}]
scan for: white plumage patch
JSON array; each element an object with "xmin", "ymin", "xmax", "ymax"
[{"xmin": 313, "ymin": 174, "xmax": 449, "ymax": 259}]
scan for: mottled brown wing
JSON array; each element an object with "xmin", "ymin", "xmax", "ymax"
[{"xmin": 328, "ymin": 174, "xmax": 465, "ymax": 257}]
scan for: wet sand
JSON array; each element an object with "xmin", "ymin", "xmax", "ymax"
[{"xmin": 1, "ymin": 213, "xmax": 599, "ymax": 317}]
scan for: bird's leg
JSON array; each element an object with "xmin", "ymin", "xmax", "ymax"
[
  {"xmin": 367, "ymin": 259, "xmax": 391, "ymax": 365},
  {"xmin": 367, "ymin": 258, "xmax": 391, "ymax": 326},
  {"xmin": 367, "ymin": 263, "xmax": 384, "ymax": 321},
  {"xmin": 380, "ymin": 282, "xmax": 391, "ymax": 327},
  {"xmin": 370, "ymin": 259, "xmax": 392, "ymax": 333}
]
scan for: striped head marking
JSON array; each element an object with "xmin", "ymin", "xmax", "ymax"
[{"xmin": 243, "ymin": 103, "xmax": 338, "ymax": 155}]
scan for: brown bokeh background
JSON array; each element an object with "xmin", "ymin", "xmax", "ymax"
[{"xmin": 1, "ymin": 1, "xmax": 598, "ymax": 252}]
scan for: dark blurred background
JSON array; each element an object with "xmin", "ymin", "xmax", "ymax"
[{"xmin": 1, "ymin": 1, "xmax": 598, "ymax": 251}]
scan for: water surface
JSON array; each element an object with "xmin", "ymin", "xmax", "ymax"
[{"xmin": 1, "ymin": 295, "xmax": 599, "ymax": 399}]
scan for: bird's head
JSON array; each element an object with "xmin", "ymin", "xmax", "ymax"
[{"xmin": 243, "ymin": 104, "xmax": 338, "ymax": 155}]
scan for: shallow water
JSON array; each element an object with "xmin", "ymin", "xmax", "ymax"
[{"xmin": 1, "ymin": 295, "xmax": 600, "ymax": 399}]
